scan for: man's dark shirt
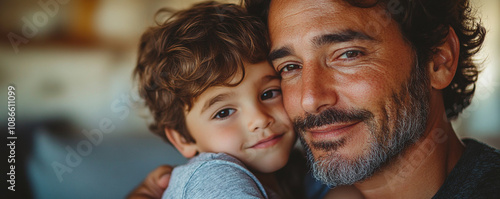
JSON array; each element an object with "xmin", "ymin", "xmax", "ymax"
[
  {"xmin": 306, "ymin": 139, "xmax": 500, "ymax": 198},
  {"xmin": 432, "ymin": 139, "xmax": 500, "ymax": 199}
]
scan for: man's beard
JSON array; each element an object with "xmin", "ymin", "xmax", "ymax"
[{"xmin": 293, "ymin": 62, "xmax": 430, "ymax": 187}]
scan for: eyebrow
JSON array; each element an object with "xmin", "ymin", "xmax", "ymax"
[
  {"xmin": 201, "ymin": 92, "xmax": 234, "ymax": 114},
  {"xmin": 262, "ymin": 74, "xmax": 282, "ymax": 83},
  {"xmin": 268, "ymin": 29, "xmax": 376, "ymax": 62},
  {"xmin": 312, "ymin": 29, "xmax": 375, "ymax": 47},
  {"xmin": 268, "ymin": 46, "xmax": 293, "ymax": 63}
]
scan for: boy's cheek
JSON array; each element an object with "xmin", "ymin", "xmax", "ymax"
[
  {"xmin": 209, "ymin": 130, "xmax": 244, "ymax": 150},
  {"xmin": 271, "ymin": 106, "xmax": 293, "ymax": 126}
]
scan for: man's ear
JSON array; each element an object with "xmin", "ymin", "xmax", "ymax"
[
  {"xmin": 428, "ymin": 27, "xmax": 460, "ymax": 90},
  {"xmin": 165, "ymin": 128, "xmax": 198, "ymax": 158}
]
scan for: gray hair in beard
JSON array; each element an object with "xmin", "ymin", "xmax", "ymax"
[{"xmin": 295, "ymin": 60, "xmax": 430, "ymax": 187}]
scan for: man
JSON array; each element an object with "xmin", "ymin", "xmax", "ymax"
[{"xmin": 129, "ymin": 0, "xmax": 500, "ymax": 198}]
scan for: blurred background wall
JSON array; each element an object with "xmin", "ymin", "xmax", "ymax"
[{"xmin": 0, "ymin": 0, "xmax": 498, "ymax": 198}]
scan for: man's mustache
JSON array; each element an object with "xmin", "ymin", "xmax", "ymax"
[{"xmin": 293, "ymin": 107, "xmax": 374, "ymax": 134}]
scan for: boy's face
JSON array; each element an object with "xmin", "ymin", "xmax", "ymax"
[{"xmin": 184, "ymin": 61, "xmax": 296, "ymax": 173}]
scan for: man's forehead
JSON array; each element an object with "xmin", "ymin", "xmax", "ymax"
[
  {"xmin": 269, "ymin": 0, "xmax": 352, "ymax": 18},
  {"xmin": 269, "ymin": 0, "xmax": 337, "ymax": 23},
  {"xmin": 268, "ymin": 0, "xmax": 373, "ymax": 47},
  {"xmin": 268, "ymin": 0, "xmax": 370, "ymax": 35}
]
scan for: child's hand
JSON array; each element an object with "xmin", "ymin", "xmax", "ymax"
[{"xmin": 127, "ymin": 165, "xmax": 173, "ymax": 199}]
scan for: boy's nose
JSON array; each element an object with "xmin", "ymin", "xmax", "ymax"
[{"xmin": 248, "ymin": 106, "xmax": 274, "ymax": 132}]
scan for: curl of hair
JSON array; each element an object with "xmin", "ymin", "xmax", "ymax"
[{"xmin": 134, "ymin": 1, "xmax": 269, "ymax": 143}]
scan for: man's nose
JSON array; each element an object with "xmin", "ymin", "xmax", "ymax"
[
  {"xmin": 248, "ymin": 104, "xmax": 274, "ymax": 132},
  {"xmin": 300, "ymin": 61, "xmax": 338, "ymax": 114}
]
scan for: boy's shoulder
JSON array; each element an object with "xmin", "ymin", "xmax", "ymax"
[
  {"xmin": 187, "ymin": 152, "xmax": 244, "ymax": 166},
  {"xmin": 163, "ymin": 153, "xmax": 269, "ymax": 199},
  {"xmin": 175, "ymin": 153, "xmax": 248, "ymax": 176}
]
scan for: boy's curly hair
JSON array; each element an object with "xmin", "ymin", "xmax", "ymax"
[{"xmin": 134, "ymin": 1, "xmax": 269, "ymax": 143}]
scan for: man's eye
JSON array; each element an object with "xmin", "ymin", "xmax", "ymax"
[
  {"xmin": 214, "ymin": 108, "xmax": 235, "ymax": 119},
  {"xmin": 339, "ymin": 50, "xmax": 362, "ymax": 60},
  {"xmin": 279, "ymin": 64, "xmax": 302, "ymax": 74},
  {"xmin": 261, "ymin": 89, "xmax": 282, "ymax": 100}
]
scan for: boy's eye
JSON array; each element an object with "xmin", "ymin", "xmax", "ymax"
[
  {"xmin": 261, "ymin": 89, "xmax": 282, "ymax": 100},
  {"xmin": 214, "ymin": 108, "xmax": 236, "ymax": 119}
]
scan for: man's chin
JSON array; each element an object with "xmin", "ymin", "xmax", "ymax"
[
  {"xmin": 304, "ymin": 129, "xmax": 373, "ymax": 161},
  {"xmin": 302, "ymin": 135, "xmax": 386, "ymax": 186},
  {"xmin": 310, "ymin": 152, "xmax": 376, "ymax": 186}
]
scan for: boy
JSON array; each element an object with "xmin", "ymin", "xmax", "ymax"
[{"xmin": 134, "ymin": 1, "xmax": 301, "ymax": 198}]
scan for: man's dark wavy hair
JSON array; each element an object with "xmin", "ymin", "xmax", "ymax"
[{"xmin": 244, "ymin": 0, "xmax": 486, "ymax": 119}]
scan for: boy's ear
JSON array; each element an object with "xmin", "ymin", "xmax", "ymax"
[
  {"xmin": 428, "ymin": 26, "xmax": 460, "ymax": 90},
  {"xmin": 165, "ymin": 128, "xmax": 198, "ymax": 158}
]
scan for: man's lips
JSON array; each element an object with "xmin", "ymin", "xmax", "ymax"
[
  {"xmin": 250, "ymin": 134, "xmax": 284, "ymax": 149},
  {"xmin": 306, "ymin": 121, "xmax": 362, "ymax": 140}
]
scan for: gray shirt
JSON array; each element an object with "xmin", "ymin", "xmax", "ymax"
[{"xmin": 162, "ymin": 152, "xmax": 278, "ymax": 199}]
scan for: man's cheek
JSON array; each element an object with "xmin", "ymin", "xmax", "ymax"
[{"xmin": 282, "ymin": 87, "xmax": 301, "ymax": 117}]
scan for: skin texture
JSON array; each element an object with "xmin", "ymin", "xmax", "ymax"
[
  {"xmin": 268, "ymin": 0, "xmax": 464, "ymax": 198},
  {"xmin": 166, "ymin": 61, "xmax": 296, "ymax": 174}
]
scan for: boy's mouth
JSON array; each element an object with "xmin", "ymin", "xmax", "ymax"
[{"xmin": 250, "ymin": 134, "xmax": 284, "ymax": 149}]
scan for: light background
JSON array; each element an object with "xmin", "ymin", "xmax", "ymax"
[{"xmin": 0, "ymin": 0, "xmax": 498, "ymax": 198}]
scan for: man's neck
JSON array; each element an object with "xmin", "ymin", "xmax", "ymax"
[{"xmin": 354, "ymin": 108, "xmax": 465, "ymax": 199}]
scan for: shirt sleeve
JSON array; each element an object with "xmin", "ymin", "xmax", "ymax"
[{"xmin": 182, "ymin": 161, "xmax": 268, "ymax": 199}]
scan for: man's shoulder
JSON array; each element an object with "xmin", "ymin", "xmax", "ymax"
[
  {"xmin": 461, "ymin": 138, "xmax": 500, "ymax": 166},
  {"xmin": 460, "ymin": 139, "xmax": 500, "ymax": 198},
  {"xmin": 433, "ymin": 139, "xmax": 500, "ymax": 199}
]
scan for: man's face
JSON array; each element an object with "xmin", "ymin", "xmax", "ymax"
[{"xmin": 268, "ymin": 0, "xmax": 430, "ymax": 186}]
